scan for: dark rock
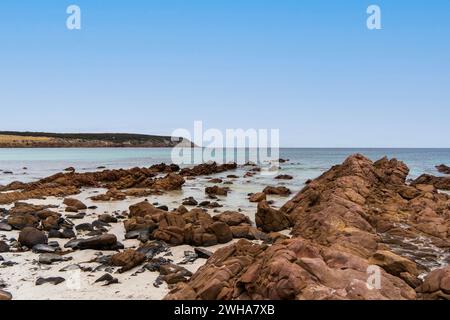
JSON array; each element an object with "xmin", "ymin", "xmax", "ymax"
[
  {"xmin": 275, "ymin": 174, "xmax": 293, "ymax": 180},
  {"xmin": 182, "ymin": 197, "xmax": 198, "ymax": 206},
  {"xmin": 0, "ymin": 241, "xmax": 9, "ymax": 253},
  {"xmin": 0, "ymin": 222, "xmax": 12, "ymax": 231},
  {"xmin": 98, "ymin": 214, "xmax": 117, "ymax": 223},
  {"xmin": 18, "ymin": 227, "xmax": 48, "ymax": 248},
  {"xmin": 64, "ymin": 234, "xmax": 121, "ymax": 251},
  {"xmin": 75, "ymin": 223, "xmax": 94, "ymax": 232},
  {"xmin": 436, "ymin": 164, "xmax": 450, "ymax": 174},
  {"xmin": 32, "ymin": 244, "xmax": 59, "ymax": 253},
  {"xmin": 95, "ymin": 273, "xmax": 119, "ymax": 286},
  {"xmin": 39, "ymin": 253, "xmax": 71, "ymax": 265},
  {"xmin": 35, "ymin": 277, "xmax": 65, "ymax": 286},
  {"xmin": 65, "ymin": 213, "xmax": 86, "ymax": 219},
  {"xmin": 194, "ymin": 247, "xmax": 213, "ymax": 259}
]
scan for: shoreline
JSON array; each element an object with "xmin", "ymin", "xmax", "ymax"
[{"xmin": 1, "ymin": 154, "xmax": 449, "ymax": 300}]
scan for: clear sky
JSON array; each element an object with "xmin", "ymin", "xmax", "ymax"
[{"xmin": 0, "ymin": 0, "xmax": 449, "ymax": 147}]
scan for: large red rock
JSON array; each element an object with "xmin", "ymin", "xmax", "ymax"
[{"xmin": 255, "ymin": 201, "xmax": 290, "ymax": 232}]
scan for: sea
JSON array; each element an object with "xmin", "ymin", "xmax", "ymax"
[{"xmin": 0, "ymin": 148, "xmax": 449, "ymax": 186}]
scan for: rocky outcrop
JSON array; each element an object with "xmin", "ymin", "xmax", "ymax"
[
  {"xmin": 0, "ymin": 165, "xmax": 185, "ymax": 204},
  {"xmin": 165, "ymin": 154, "xmax": 450, "ymax": 300},
  {"xmin": 165, "ymin": 238, "xmax": 416, "ymax": 300}
]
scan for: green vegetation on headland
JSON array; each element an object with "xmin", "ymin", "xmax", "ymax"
[{"xmin": 0, "ymin": 131, "xmax": 191, "ymax": 148}]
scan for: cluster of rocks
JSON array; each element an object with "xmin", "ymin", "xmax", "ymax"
[
  {"xmin": 123, "ymin": 201, "xmax": 269, "ymax": 247},
  {"xmin": 165, "ymin": 154, "xmax": 450, "ymax": 300},
  {"xmin": 0, "ymin": 162, "xmax": 240, "ymax": 205}
]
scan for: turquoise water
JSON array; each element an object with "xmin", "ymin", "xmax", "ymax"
[{"xmin": 0, "ymin": 148, "xmax": 449, "ymax": 185}]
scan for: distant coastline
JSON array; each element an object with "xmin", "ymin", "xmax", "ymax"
[{"xmin": 0, "ymin": 131, "xmax": 192, "ymax": 148}]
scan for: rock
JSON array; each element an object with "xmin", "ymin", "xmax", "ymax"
[
  {"xmin": 369, "ymin": 250, "xmax": 420, "ymax": 284},
  {"xmin": 165, "ymin": 238, "xmax": 416, "ymax": 300},
  {"xmin": 227, "ymin": 175, "xmax": 239, "ymax": 179},
  {"xmin": 180, "ymin": 162, "xmax": 237, "ymax": 177},
  {"xmin": 411, "ymin": 174, "xmax": 450, "ymax": 190},
  {"xmin": 275, "ymin": 174, "xmax": 293, "ymax": 180},
  {"xmin": 65, "ymin": 206, "xmax": 79, "ymax": 213},
  {"xmin": 65, "ymin": 234, "xmax": 121, "ymax": 251},
  {"xmin": 95, "ymin": 273, "xmax": 119, "ymax": 286},
  {"xmin": 157, "ymin": 205, "xmax": 169, "ymax": 211},
  {"xmin": 35, "ymin": 277, "xmax": 65, "ymax": 286},
  {"xmin": 179, "ymin": 251, "xmax": 199, "ymax": 264},
  {"xmin": 63, "ymin": 198, "xmax": 87, "ymax": 210},
  {"xmin": 205, "ymin": 185, "xmax": 229, "ymax": 196},
  {"xmin": 124, "ymin": 216, "xmax": 157, "ymax": 233},
  {"xmin": 249, "ymin": 192, "xmax": 266, "ymax": 203},
  {"xmin": 263, "ymin": 186, "xmax": 291, "ymax": 196},
  {"xmin": 39, "ymin": 253, "xmax": 71, "ymax": 265},
  {"xmin": 208, "ymin": 178, "xmax": 223, "ymax": 183},
  {"xmin": 110, "ymin": 249, "xmax": 146, "ymax": 273},
  {"xmin": 129, "ymin": 201, "xmax": 165, "ymax": 218},
  {"xmin": 0, "ymin": 289, "xmax": 12, "ymax": 300},
  {"xmin": 255, "ymin": 201, "xmax": 290, "ymax": 232},
  {"xmin": 159, "ymin": 263, "xmax": 193, "ymax": 285},
  {"xmin": 416, "ymin": 266, "xmax": 450, "ymax": 299},
  {"xmin": 63, "ymin": 167, "xmax": 75, "ymax": 172},
  {"xmin": 7, "ymin": 213, "xmax": 39, "ymax": 230},
  {"xmin": 152, "ymin": 173, "xmax": 185, "ymax": 191},
  {"xmin": 62, "ymin": 228, "xmax": 76, "ymax": 238},
  {"xmin": 18, "ymin": 227, "xmax": 48, "ymax": 248},
  {"xmin": 213, "ymin": 211, "xmax": 251, "ymax": 226},
  {"xmin": 435, "ymin": 164, "xmax": 450, "ymax": 174},
  {"xmin": 207, "ymin": 222, "xmax": 233, "ymax": 243},
  {"xmin": 65, "ymin": 212, "xmax": 86, "ymax": 219},
  {"xmin": 182, "ymin": 197, "xmax": 198, "ymax": 206},
  {"xmin": 194, "ymin": 248, "xmax": 213, "ymax": 259},
  {"xmin": 32, "ymin": 244, "xmax": 59, "ymax": 253},
  {"xmin": 0, "ymin": 222, "xmax": 12, "ymax": 231},
  {"xmin": 75, "ymin": 223, "xmax": 94, "ymax": 232},
  {"xmin": 0, "ymin": 241, "xmax": 9, "ymax": 253}
]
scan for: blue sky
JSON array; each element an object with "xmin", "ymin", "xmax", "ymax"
[{"xmin": 0, "ymin": 0, "xmax": 449, "ymax": 147}]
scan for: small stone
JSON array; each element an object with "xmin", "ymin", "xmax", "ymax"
[{"xmin": 35, "ymin": 277, "xmax": 65, "ymax": 286}]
